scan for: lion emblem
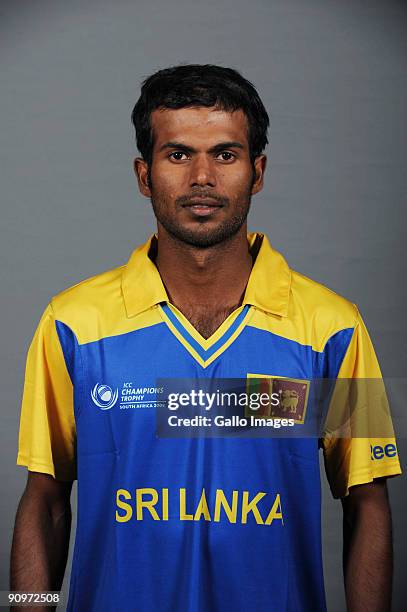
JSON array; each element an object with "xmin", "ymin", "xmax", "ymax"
[{"xmin": 280, "ymin": 389, "xmax": 299, "ymax": 413}]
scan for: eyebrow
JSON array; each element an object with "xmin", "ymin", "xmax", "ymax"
[{"xmin": 158, "ymin": 141, "xmax": 246, "ymax": 154}]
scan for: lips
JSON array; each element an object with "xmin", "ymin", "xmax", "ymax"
[
  {"xmin": 182, "ymin": 198, "xmax": 223, "ymax": 208},
  {"xmin": 181, "ymin": 198, "xmax": 223, "ymax": 218}
]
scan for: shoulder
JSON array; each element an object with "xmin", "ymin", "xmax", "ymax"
[
  {"xmin": 290, "ymin": 268, "xmax": 358, "ymax": 324},
  {"xmin": 49, "ymin": 262, "xmax": 126, "ymax": 342},
  {"xmin": 289, "ymin": 268, "xmax": 359, "ymax": 348},
  {"xmin": 51, "ymin": 263, "xmax": 125, "ymax": 311}
]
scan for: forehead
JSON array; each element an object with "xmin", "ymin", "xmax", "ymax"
[{"xmin": 150, "ymin": 106, "xmax": 249, "ymax": 147}]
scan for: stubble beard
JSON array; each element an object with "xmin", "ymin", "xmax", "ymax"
[
  {"xmin": 149, "ymin": 177, "xmax": 254, "ymax": 249},
  {"xmin": 151, "ymin": 196, "xmax": 251, "ymax": 248}
]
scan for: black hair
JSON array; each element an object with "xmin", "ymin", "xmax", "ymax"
[{"xmin": 131, "ymin": 64, "xmax": 269, "ymax": 167}]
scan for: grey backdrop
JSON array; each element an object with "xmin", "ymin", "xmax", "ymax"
[{"xmin": 1, "ymin": 0, "xmax": 406, "ymax": 610}]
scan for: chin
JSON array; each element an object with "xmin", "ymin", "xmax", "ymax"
[{"xmin": 166, "ymin": 222, "xmax": 245, "ymax": 249}]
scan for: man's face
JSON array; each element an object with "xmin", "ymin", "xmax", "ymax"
[{"xmin": 134, "ymin": 106, "xmax": 266, "ymax": 248}]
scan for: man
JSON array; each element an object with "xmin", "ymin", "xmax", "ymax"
[{"xmin": 11, "ymin": 64, "xmax": 402, "ymax": 611}]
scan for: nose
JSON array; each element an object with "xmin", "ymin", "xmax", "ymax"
[{"xmin": 189, "ymin": 154, "xmax": 216, "ymax": 188}]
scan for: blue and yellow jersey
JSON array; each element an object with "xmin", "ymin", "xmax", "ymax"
[{"xmin": 17, "ymin": 232, "xmax": 401, "ymax": 612}]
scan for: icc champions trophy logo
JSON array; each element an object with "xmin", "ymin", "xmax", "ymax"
[{"xmin": 91, "ymin": 383, "xmax": 119, "ymax": 410}]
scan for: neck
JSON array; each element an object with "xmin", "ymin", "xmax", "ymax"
[{"xmin": 154, "ymin": 224, "xmax": 253, "ymax": 309}]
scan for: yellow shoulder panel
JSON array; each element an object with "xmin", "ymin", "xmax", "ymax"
[
  {"xmin": 51, "ymin": 264, "xmax": 162, "ymax": 345},
  {"xmin": 249, "ymin": 269, "xmax": 358, "ymax": 352}
]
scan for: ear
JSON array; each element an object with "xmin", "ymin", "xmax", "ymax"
[
  {"xmin": 133, "ymin": 157, "xmax": 152, "ymax": 197},
  {"xmin": 251, "ymin": 154, "xmax": 267, "ymax": 196}
]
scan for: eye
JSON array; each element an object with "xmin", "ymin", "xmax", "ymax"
[
  {"xmin": 169, "ymin": 151, "xmax": 188, "ymax": 161},
  {"xmin": 216, "ymin": 151, "xmax": 235, "ymax": 162}
]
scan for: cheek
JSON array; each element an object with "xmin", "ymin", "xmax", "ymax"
[
  {"xmin": 150, "ymin": 170, "xmax": 179, "ymax": 205},
  {"xmin": 220, "ymin": 166, "xmax": 253, "ymax": 192},
  {"xmin": 151, "ymin": 162, "xmax": 184, "ymax": 192}
]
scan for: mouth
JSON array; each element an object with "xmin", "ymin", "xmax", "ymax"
[{"xmin": 181, "ymin": 198, "xmax": 224, "ymax": 217}]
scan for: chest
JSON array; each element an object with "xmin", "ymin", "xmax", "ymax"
[
  {"xmin": 74, "ymin": 311, "xmax": 317, "ymax": 427},
  {"xmin": 175, "ymin": 302, "xmax": 242, "ymax": 339}
]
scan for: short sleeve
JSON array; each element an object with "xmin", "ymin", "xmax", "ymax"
[
  {"xmin": 16, "ymin": 302, "xmax": 77, "ymax": 481},
  {"xmin": 321, "ymin": 307, "xmax": 402, "ymax": 498}
]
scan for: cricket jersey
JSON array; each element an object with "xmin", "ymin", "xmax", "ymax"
[{"xmin": 17, "ymin": 232, "xmax": 402, "ymax": 612}]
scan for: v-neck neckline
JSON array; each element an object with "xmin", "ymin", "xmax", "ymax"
[
  {"xmin": 158, "ymin": 302, "xmax": 254, "ymax": 368},
  {"xmin": 166, "ymin": 302, "xmax": 248, "ymax": 345}
]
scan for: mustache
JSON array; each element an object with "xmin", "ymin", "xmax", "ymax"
[{"xmin": 176, "ymin": 191, "xmax": 229, "ymax": 206}]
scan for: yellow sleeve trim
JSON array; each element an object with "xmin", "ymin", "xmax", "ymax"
[
  {"xmin": 340, "ymin": 463, "xmax": 402, "ymax": 498},
  {"xmin": 17, "ymin": 453, "xmax": 56, "ymax": 476},
  {"xmin": 16, "ymin": 453, "xmax": 76, "ymax": 481}
]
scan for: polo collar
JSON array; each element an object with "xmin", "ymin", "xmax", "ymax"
[
  {"xmin": 121, "ymin": 232, "xmax": 291, "ymax": 318},
  {"xmin": 243, "ymin": 232, "xmax": 291, "ymax": 317}
]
